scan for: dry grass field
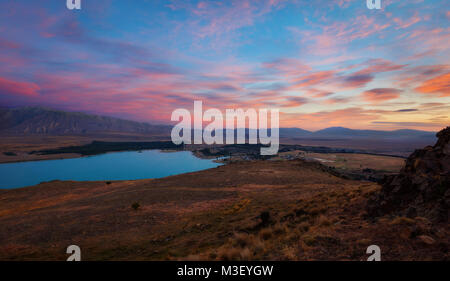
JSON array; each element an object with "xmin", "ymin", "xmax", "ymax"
[
  {"xmin": 298, "ymin": 152, "xmax": 404, "ymax": 173},
  {"xmin": 0, "ymin": 159, "xmax": 447, "ymax": 261}
]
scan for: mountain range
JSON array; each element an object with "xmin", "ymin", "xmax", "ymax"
[
  {"xmin": 278, "ymin": 127, "xmax": 436, "ymax": 139},
  {"xmin": 0, "ymin": 107, "xmax": 437, "ymax": 141},
  {"xmin": 0, "ymin": 107, "xmax": 170, "ymax": 135}
]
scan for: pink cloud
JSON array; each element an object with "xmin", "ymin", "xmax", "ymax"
[
  {"xmin": 168, "ymin": 0, "xmax": 282, "ymax": 39},
  {"xmin": 0, "ymin": 77, "xmax": 40, "ymax": 97},
  {"xmin": 0, "ymin": 38, "xmax": 20, "ymax": 49},
  {"xmin": 354, "ymin": 59, "xmax": 406, "ymax": 76},
  {"xmin": 290, "ymin": 15, "xmax": 391, "ymax": 56},
  {"xmin": 393, "ymin": 14, "xmax": 421, "ymax": 29}
]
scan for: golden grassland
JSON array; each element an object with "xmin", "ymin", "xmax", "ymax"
[
  {"xmin": 277, "ymin": 151, "xmax": 405, "ymax": 173},
  {"xmin": 0, "ymin": 159, "xmax": 447, "ymax": 261}
]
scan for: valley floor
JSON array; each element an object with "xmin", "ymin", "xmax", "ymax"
[{"xmin": 0, "ymin": 160, "xmax": 448, "ymax": 261}]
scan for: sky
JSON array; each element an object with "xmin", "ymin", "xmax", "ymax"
[{"xmin": 0, "ymin": 0, "xmax": 449, "ymax": 131}]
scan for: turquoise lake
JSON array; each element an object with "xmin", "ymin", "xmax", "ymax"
[{"xmin": 0, "ymin": 150, "xmax": 221, "ymax": 189}]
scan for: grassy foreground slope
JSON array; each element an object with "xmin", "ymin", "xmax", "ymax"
[{"xmin": 0, "ymin": 160, "xmax": 448, "ymax": 260}]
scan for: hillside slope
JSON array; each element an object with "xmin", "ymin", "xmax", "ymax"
[
  {"xmin": 0, "ymin": 107, "xmax": 170, "ymax": 135},
  {"xmin": 0, "ymin": 159, "xmax": 447, "ymax": 260}
]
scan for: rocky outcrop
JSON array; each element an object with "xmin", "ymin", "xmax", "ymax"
[{"xmin": 367, "ymin": 127, "xmax": 450, "ymax": 222}]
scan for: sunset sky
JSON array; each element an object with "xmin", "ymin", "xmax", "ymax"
[{"xmin": 0, "ymin": 0, "xmax": 449, "ymax": 131}]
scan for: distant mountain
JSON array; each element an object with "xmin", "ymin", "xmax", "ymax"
[
  {"xmin": 310, "ymin": 126, "xmax": 435, "ymax": 139},
  {"xmin": 279, "ymin": 127, "xmax": 312, "ymax": 137},
  {"xmin": 0, "ymin": 107, "xmax": 437, "ymax": 141},
  {"xmin": 313, "ymin": 126, "xmax": 358, "ymax": 136},
  {"xmin": 224, "ymin": 126, "xmax": 435, "ymax": 141},
  {"xmin": 0, "ymin": 107, "xmax": 170, "ymax": 135}
]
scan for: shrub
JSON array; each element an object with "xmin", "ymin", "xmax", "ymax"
[
  {"xmin": 131, "ymin": 202, "xmax": 140, "ymax": 210},
  {"xmin": 260, "ymin": 211, "xmax": 270, "ymax": 225}
]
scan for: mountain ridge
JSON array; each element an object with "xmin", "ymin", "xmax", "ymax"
[
  {"xmin": 279, "ymin": 126, "xmax": 435, "ymax": 139},
  {"xmin": 0, "ymin": 106, "xmax": 170, "ymax": 135},
  {"xmin": 0, "ymin": 107, "xmax": 437, "ymax": 140}
]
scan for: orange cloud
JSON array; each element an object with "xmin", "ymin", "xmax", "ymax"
[
  {"xmin": 394, "ymin": 65, "xmax": 449, "ymax": 88},
  {"xmin": 291, "ymin": 70, "xmax": 335, "ymax": 88},
  {"xmin": 280, "ymin": 108, "xmax": 381, "ymax": 130},
  {"xmin": 415, "ymin": 73, "xmax": 450, "ymax": 97},
  {"xmin": 362, "ymin": 88, "xmax": 402, "ymax": 103}
]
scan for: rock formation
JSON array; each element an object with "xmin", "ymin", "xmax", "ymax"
[{"xmin": 367, "ymin": 127, "xmax": 450, "ymax": 222}]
